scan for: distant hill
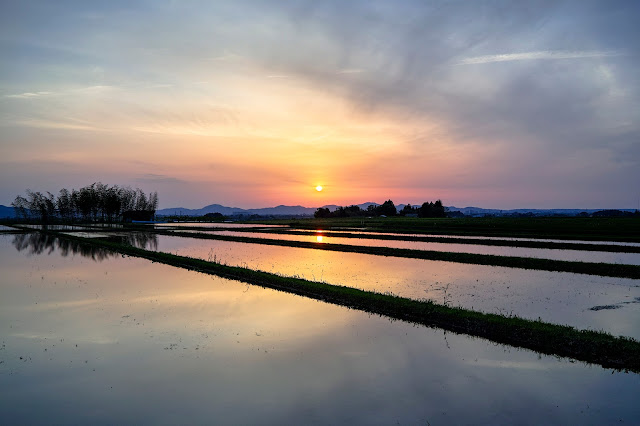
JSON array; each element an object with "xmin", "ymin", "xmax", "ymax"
[
  {"xmin": 156, "ymin": 202, "xmax": 382, "ymax": 217},
  {"xmin": 157, "ymin": 204, "xmax": 245, "ymax": 217},
  {"xmin": 157, "ymin": 202, "xmax": 637, "ymax": 218},
  {"xmin": 319, "ymin": 202, "xmax": 380, "ymax": 213},
  {"xmin": 447, "ymin": 206, "xmax": 637, "ymax": 217},
  {"xmin": 156, "ymin": 203, "xmax": 318, "ymax": 217},
  {"xmin": 2, "ymin": 202, "xmax": 636, "ymax": 219},
  {"xmin": 0, "ymin": 205, "xmax": 15, "ymax": 218}
]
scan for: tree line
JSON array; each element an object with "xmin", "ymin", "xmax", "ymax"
[
  {"xmin": 314, "ymin": 199, "xmax": 446, "ymax": 218},
  {"xmin": 11, "ymin": 183, "xmax": 158, "ymax": 223}
]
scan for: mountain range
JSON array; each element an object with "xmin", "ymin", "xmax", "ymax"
[
  {"xmin": 154, "ymin": 203, "xmax": 636, "ymax": 217},
  {"xmin": 0, "ymin": 205, "xmax": 15, "ymax": 218},
  {"xmin": 155, "ymin": 202, "xmax": 381, "ymax": 217},
  {"xmin": 0, "ymin": 203, "xmax": 635, "ymax": 219}
]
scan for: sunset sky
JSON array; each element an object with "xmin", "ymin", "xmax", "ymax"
[{"xmin": 1, "ymin": 1, "xmax": 639, "ymax": 209}]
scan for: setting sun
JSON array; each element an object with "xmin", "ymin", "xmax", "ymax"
[{"xmin": 316, "ymin": 185, "xmax": 323, "ymax": 192}]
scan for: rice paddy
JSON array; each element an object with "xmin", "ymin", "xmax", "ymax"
[{"xmin": 2, "ymin": 218, "xmax": 640, "ymax": 424}]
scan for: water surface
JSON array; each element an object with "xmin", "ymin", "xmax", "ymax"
[
  {"xmin": 172, "ymin": 226, "xmax": 640, "ymax": 247},
  {"xmin": 171, "ymin": 229, "xmax": 640, "ymax": 265},
  {"xmin": 155, "ymin": 222, "xmax": 288, "ymax": 229},
  {"xmin": 1, "ymin": 234, "xmax": 639, "ymax": 424},
  {"xmin": 151, "ymin": 234, "xmax": 640, "ymax": 339}
]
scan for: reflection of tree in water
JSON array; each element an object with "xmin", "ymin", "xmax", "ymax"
[
  {"xmin": 12, "ymin": 232, "xmax": 158, "ymax": 261},
  {"xmin": 12, "ymin": 232, "xmax": 60, "ymax": 256},
  {"xmin": 12, "ymin": 233, "xmax": 117, "ymax": 261},
  {"xmin": 119, "ymin": 232, "xmax": 158, "ymax": 251}
]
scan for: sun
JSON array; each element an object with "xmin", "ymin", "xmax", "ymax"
[{"xmin": 315, "ymin": 185, "xmax": 323, "ymax": 192}]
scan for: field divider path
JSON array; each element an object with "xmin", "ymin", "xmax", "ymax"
[
  {"xmin": 167, "ymin": 226, "xmax": 640, "ymax": 253},
  {"xmin": 46, "ymin": 230, "xmax": 640, "ymax": 373},
  {"xmin": 278, "ymin": 217, "xmax": 640, "ymax": 242},
  {"xmin": 157, "ymin": 230, "xmax": 640, "ymax": 279}
]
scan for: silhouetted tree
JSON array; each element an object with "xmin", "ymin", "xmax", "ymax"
[
  {"xmin": 376, "ymin": 199, "xmax": 397, "ymax": 216},
  {"xmin": 120, "ymin": 187, "xmax": 136, "ymax": 213},
  {"xmin": 134, "ymin": 188, "xmax": 148, "ymax": 211},
  {"xmin": 148, "ymin": 191, "xmax": 158, "ymax": 212},
  {"xmin": 314, "ymin": 207, "xmax": 331, "ymax": 218},
  {"xmin": 22, "ymin": 190, "xmax": 56, "ymax": 223},
  {"xmin": 103, "ymin": 186, "xmax": 122, "ymax": 222},
  {"xmin": 75, "ymin": 186, "xmax": 94, "ymax": 221},
  {"xmin": 11, "ymin": 195, "xmax": 29, "ymax": 220},
  {"xmin": 57, "ymin": 188, "xmax": 73, "ymax": 221},
  {"xmin": 315, "ymin": 200, "xmax": 404, "ymax": 218},
  {"xmin": 12, "ymin": 183, "xmax": 159, "ymax": 223},
  {"xmin": 399, "ymin": 204, "xmax": 417, "ymax": 216},
  {"xmin": 418, "ymin": 199, "xmax": 446, "ymax": 218}
]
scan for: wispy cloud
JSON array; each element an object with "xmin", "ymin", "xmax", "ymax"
[
  {"xmin": 73, "ymin": 85, "xmax": 117, "ymax": 94},
  {"xmin": 5, "ymin": 91, "xmax": 54, "ymax": 99},
  {"xmin": 458, "ymin": 50, "xmax": 626, "ymax": 65},
  {"xmin": 1, "ymin": 1, "xmax": 638, "ymax": 208},
  {"xmin": 136, "ymin": 173, "xmax": 187, "ymax": 184},
  {"xmin": 5, "ymin": 85, "xmax": 116, "ymax": 99},
  {"xmin": 11, "ymin": 118, "xmax": 99, "ymax": 131},
  {"xmin": 337, "ymin": 69, "xmax": 364, "ymax": 74},
  {"xmin": 210, "ymin": 52, "xmax": 242, "ymax": 61}
]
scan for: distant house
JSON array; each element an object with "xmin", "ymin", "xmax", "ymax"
[
  {"xmin": 445, "ymin": 210, "xmax": 465, "ymax": 218},
  {"xmin": 204, "ymin": 212, "xmax": 224, "ymax": 219},
  {"xmin": 122, "ymin": 210, "xmax": 155, "ymax": 222},
  {"xmin": 592, "ymin": 209, "xmax": 637, "ymax": 217}
]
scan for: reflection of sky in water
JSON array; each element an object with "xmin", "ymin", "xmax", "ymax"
[
  {"xmin": 174, "ymin": 230, "xmax": 640, "ymax": 265},
  {"xmin": 1, "ymin": 234, "xmax": 639, "ymax": 424},
  {"xmin": 155, "ymin": 222, "xmax": 288, "ymax": 228},
  {"xmin": 152, "ymin": 235, "xmax": 640, "ymax": 339},
  {"xmin": 297, "ymin": 229, "xmax": 640, "ymax": 247},
  {"xmin": 164, "ymin": 225, "xmax": 640, "ymax": 247}
]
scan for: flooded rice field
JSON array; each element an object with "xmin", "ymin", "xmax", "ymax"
[
  {"xmin": 168, "ymin": 229, "xmax": 640, "ymax": 265},
  {"xmin": 149, "ymin": 234, "xmax": 640, "ymax": 339},
  {"xmin": 155, "ymin": 222, "xmax": 288, "ymax": 229},
  {"xmin": 1, "ymin": 233, "xmax": 639, "ymax": 424},
  {"xmin": 179, "ymin": 226, "xmax": 640, "ymax": 247},
  {"xmin": 18, "ymin": 224, "xmax": 93, "ymax": 231}
]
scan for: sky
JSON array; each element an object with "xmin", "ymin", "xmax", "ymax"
[{"xmin": 1, "ymin": 0, "xmax": 639, "ymax": 210}]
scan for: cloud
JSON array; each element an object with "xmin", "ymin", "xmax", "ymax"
[
  {"xmin": 136, "ymin": 174, "xmax": 188, "ymax": 184},
  {"xmin": 264, "ymin": 3, "xmax": 639, "ymax": 148},
  {"xmin": 337, "ymin": 69, "xmax": 364, "ymax": 74},
  {"xmin": 458, "ymin": 50, "xmax": 627, "ymax": 65},
  {"xmin": 11, "ymin": 118, "xmax": 98, "ymax": 131},
  {"xmin": 5, "ymin": 91, "xmax": 53, "ymax": 99},
  {"xmin": 1, "ymin": 1, "xmax": 639, "ymax": 207},
  {"xmin": 4, "ymin": 85, "xmax": 116, "ymax": 101}
]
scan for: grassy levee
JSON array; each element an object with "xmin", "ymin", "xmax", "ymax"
[
  {"xmin": 269, "ymin": 217, "xmax": 640, "ymax": 242},
  {"xmin": 157, "ymin": 230, "xmax": 640, "ymax": 279},
  {"xmin": 48, "ymin": 230, "xmax": 640, "ymax": 373},
  {"xmin": 159, "ymin": 226, "xmax": 640, "ymax": 254}
]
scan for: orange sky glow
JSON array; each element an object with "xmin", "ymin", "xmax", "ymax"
[{"xmin": 1, "ymin": 2, "xmax": 638, "ymax": 209}]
